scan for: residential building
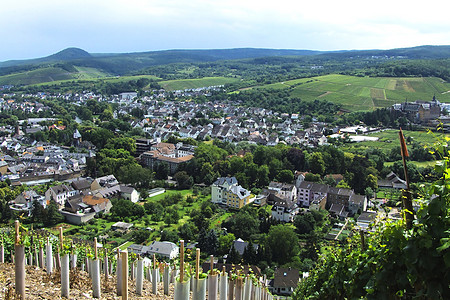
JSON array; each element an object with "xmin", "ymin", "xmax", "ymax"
[
  {"xmin": 145, "ymin": 241, "xmax": 179, "ymax": 260},
  {"xmin": 211, "ymin": 177, "xmax": 253, "ymax": 209},
  {"xmin": 94, "ymin": 184, "xmax": 140, "ymax": 203},
  {"xmin": 211, "ymin": 177, "xmax": 238, "ymax": 205},
  {"xmin": 297, "ymin": 181, "xmax": 328, "ymax": 207},
  {"xmin": 111, "ymin": 222, "xmax": 134, "ymax": 232},
  {"xmin": 61, "ymin": 194, "xmax": 112, "ymax": 225},
  {"xmin": 267, "ymin": 182, "xmax": 297, "ymax": 204},
  {"xmin": 91, "ymin": 174, "xmax": 119, "ymax": 190},
  {"xmin": 225, "ymin": 185, "xmax": 252, "ymax": 209},
  {"xmin": 140, "ymin": 142, "xmax": 195, "ymax": 175},
  {"xmin": 45, "ymin": 184, "xmax": 77, "ymax": 206},
  {"xmin": 271, "ymin": 197, "xmax": 299, "ymax": 222},
  {"xmin": 11, "ymin": 190, "xmax": 46, "ymax": 214},
  {"xmin": 270, "ymin": 268, "xmax": 300, "ymax": 296}
]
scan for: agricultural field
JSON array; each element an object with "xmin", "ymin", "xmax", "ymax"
[
  {"xmin": 252, "ymin": 74, "xmax": 450, "ymax": 111},
  {"xmin": 0, "ymin": 67, "xmax": 76, "ymax": 85},
  {"xmin": 159, "ymin": 76, "xmax": 239, "ymax": 91},
  {"xmin": 30, "ymin": 74, "xmax": 160, "ymax": 88},
  {"xmin": 339, "ymin": 129, "xmax": 448, "ymax": 154}
]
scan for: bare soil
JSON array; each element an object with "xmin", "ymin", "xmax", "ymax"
[{"xmin": 0, "ymin": 263, "xmax": 174, "ymax": 299}]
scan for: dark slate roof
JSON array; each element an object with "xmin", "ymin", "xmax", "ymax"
[
  {"xmin": 71, "ymin": 178, "xmax": 91, "ymax": 191},
  {"xmin": 213, "ymin": 177, "xmax": 238, "ymax": 186},
  {"xmin": 273, "ymin": 268, "xmax": 300, "ymax": 288}
]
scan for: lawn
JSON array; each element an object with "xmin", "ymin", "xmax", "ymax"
[{"xmin": 146, "ymin": 189, "xmax": 193, "ymax": 202}]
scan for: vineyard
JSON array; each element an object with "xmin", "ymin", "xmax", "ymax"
[{"xmin": 1, "ymin": 222, "xmax": 275, "ymax": 300}]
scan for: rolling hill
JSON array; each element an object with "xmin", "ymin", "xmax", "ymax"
[
  {"xmin": 249, "ymin": 74, "xmax": 450, "ymax": 111},
  {"xmin": 2, "ymin": 45, "xmax": 450, "ymax": 87}
]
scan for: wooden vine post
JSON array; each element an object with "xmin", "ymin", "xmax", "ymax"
[
  {"xmin": 152, "ymin": 254, "xmax": 158, "ymax": 294},
  {"xmin": 399, "ymin": 128, "xmax": 414, "ymax": 229},
  {"xmin": 15, "ymin": 220, "xmax": 25, "ymax": 299},
  {"xmin": 192, "ymin": 248, "xmax": 207, "ymax": 300},
  {"xmin": 174, "ymin": 240, "xmax": 190, "ymax": 300},
  {"xmin": 220, "ymin": 265, "xmax": 228, "ymax": 300},
  {"xmin": 121, "ymin": 250, "xmax": 129, "ymax": 300},
  {"xmin": 116, "ymin": 248, "xmax": 122, "ymax": 296},
  {"xmin": 1, "ymin": 236, "xmax": 4, "ymax": 263}
]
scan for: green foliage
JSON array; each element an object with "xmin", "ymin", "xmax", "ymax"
[
  {"xmin": 223, "ymin": 210, "xmax": 260, "ymax": 240},
  {"xmin": 110, "ymin": 198, "xmax": 145, "ymax": 221},
  {"xmin": 132, "ymin": 229, "xmax": 150, "ymax": 244},
  {"xmin": 294, "ymin": 137, "xmax": 450, "ymax": 299},
  {"xmin": 267, "ymin": 224, "xmax": 299, "ymax": 265}
]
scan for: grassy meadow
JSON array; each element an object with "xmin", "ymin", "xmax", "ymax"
[{"xmin": 159, "ymin": 76, "xmax": 240, "ymax": 91}]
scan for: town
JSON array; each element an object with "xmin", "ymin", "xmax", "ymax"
[{"xmin": 0, "ymin": 84, "xmax": 447, "ymax": 298}]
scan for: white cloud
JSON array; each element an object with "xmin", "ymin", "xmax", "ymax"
[{"xmin": 1, "ymin": 0, "xmax": 450, "ymax": 60}]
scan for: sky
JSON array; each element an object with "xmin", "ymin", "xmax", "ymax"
[{"xmin": 1, "ymin": 0, "xmax": 450, "ymax": 62}]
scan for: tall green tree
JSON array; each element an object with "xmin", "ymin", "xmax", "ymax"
[{"xmin": 267, "ymin": 224, "xmax": 299, "ymax": 265}]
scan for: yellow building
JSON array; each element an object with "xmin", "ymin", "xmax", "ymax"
[{"xmin": 225, "ymin": 185, "xmax": 252, "ymax": 209}]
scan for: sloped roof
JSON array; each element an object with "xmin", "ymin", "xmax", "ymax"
[
  {"xmin": 213, "ymin": 177, "xmax": 238, "ymax": 186},
  {"xmin": 273, "ymin": 268, "xmax": 300, "ymax": 288}
]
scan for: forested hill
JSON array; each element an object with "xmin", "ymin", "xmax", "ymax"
[
  {"xmin": 2, "ymin": 45, "xmax": 450, "ymax": 86},
  {"xmin": 0, "ymin": 48, "xmax": 324, "ymax": 70}
]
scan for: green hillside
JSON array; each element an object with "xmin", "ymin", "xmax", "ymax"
[
  {"xmin": 159, "ymin": 77, "xmax": 240, "ymax": 90},
  {"xmin": 0, "ymin": 65, "xmax": 111, "ymax": 86},
  {"xmin": 252, "ymin": 74, "xmax": 450, "ymax": 111}
]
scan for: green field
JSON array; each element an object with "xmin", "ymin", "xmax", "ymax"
[
  {"xmin": 159, "ymin": 77, "xmax": 240, "ymax": 91},
  {"xmin": 340, "ymin": 129, "xmax": 448, "ymax": 154},
  {"xmin": 253, "ymin": 74, "xmax": 450, "ymax": 111},
  {"xmin": 0, "ymin": 67, "xmax": 76, "ymax": 85}
]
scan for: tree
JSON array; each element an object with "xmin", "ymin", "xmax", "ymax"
[
  {"xmin": 160, "ymin": 230, "xmax": 179, "ymax": 243},
  {"xmin": 276, "ymin": 169, "xmax": 294, "ymax": 183},
  {"xmin": 174, "ymin": 171, "xmax": 194, "ymax": 189},
  {"xmin": 308, "ymin": 152, "xmax": 325, "ymax": 175},
  {"xmin": 267, "ymin": 224, "xmax": 299, "ymax": 265},
  {"xmin": 179, "ymin": 223, "xmax": 196, "ymax": 241},
  {"xmin": 224, "ymin": 211, "xmax": 260, "ymax": 240},
  {"xmin": 155, "ymin": 162, "xmax": 169, "ymax": 180},
  {"xmin": 242, "ymin": 241, "xmax": 258, "ymax": 265},
  {"xmin": 110, "ymin": 198, "xmax": 145, "ymax": 221},
  {"xmin": 197, "ymin": 229, "xmax": 218, "ymax": 255},
  {"xmin": 286, "ymin": 147, "xmax": 305, "ymax": 171},
  {"xmin": 44, "ymin": 201, "xmax": 64, "ymax": 227},
  {"xmin": 132, "ymin": 229, "xmax": 151, "ymax": 244},
  {"xmin": 218, "ymin": 233, "xmax": 236, "ymax": 256},
  {"xmin": 144, "ymin": 201, "xmax": 164, "ymax": 221},
  {"xmin": 30, "ymin": 200, "xmax": 45, "ymax": 225},
  {"xmin": 294, "ymin": 213, "xmax": 315, "ymax": 235},
  {"xmin": 227, "ymin": 244, "xmax": 242, "ymax": 264}
]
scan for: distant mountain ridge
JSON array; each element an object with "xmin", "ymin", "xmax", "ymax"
[
  {"xmin": 2, "ymin": 45, "xmax": 450, "ymax": 86},
  {"xmin": 0, "ymin": 47, "xmax": 324, "ymax": 68}
]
